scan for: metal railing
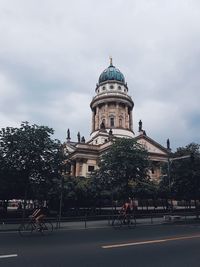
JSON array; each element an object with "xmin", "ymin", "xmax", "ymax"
[{"xmin": 1, "ymin": 211, "xmax": 200, "ymax": 232}]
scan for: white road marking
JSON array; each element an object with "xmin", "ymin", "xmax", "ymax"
[
  {"xmin": 0, "ymin": 254, "xmax": 18, "ymax": 259},
  {"xmin": 102, "ymin": 234, "xmax": 200, "ymax": 249}
]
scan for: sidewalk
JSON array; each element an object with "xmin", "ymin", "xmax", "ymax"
[{"xmin": 0, "ymin": 215, "xmax": 199, "ymax": 232}]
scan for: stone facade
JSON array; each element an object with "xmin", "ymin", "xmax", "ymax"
[{"xmin": 64, "ymin": 60, "xmax": 169, "ymax": 182}]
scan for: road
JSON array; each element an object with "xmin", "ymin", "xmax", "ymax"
[{"xmin": 1, "ymin": 223, "xmax": 200, "ymax": 267}]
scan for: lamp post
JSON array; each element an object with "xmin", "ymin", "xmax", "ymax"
[
  {"xmin": 107, "ymin": 170, "xmax": 114, "ymax": 214},
  {"xmin": 58, "ymin": 159, "xmax": 71, "ymax": 228},
  {"xmin": 167, "ymin": 157, "xmax": 173, "ymax": 212},
  {"xmin": 58, "ymin": 144, "xmax": 67, "ymax": 228},
  {"xmin": 58, "ymin": 172, "xmax": 64, "ymax": 228}
]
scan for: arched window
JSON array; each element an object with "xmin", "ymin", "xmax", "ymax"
[
  {"xmin": 100, "ymin": 118, "xmax": 106, "ymax": 129},
  {"xmin": 119, "ymin": 115, "xmax": 124, "ymax": 127},
  {"xmin": 110, "ymin": 117, "xmax": 115, "ymax": 127}
]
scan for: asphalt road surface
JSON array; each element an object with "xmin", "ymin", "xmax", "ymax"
[{"xmin": 1, "ymin": 223, "xmax": 200, "ymax": 267}]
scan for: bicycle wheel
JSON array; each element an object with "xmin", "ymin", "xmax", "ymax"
[
  {"xmin": 128, "ymin": 215, "xmax": 136, "ymax": 229},
  {"xmin": 18, "ymin": 223, "xmax": 34, "ymax": 237},
  {"xmin": 41, "ymin": 221, "xmax": 53, "ymax": 235},
  {"xmin": 112, "ymin": 216, "xmax": 123, "ymax": 229}
]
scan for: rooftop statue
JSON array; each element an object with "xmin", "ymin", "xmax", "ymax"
[{"xmin": 139, "ymin": 120, "xmax": 142, "ymax": 132}]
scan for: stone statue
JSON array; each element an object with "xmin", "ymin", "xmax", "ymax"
[
  {"xmin": 77, "ymin": 132, "xmax": 80, "ymax": 143},
  {"xmin": 167, "ymin": 139, "xmax": 170, "ymax": 150},
  {"xmin": 67, "ymin": 129, "xmax": 71, "ymax": 141},
  {"xmin": 81, "ymin": 136, "xmax": 85, "ymax": 143},
  {"xmin": 139, "ymin": 120, "xmax": 142, "ymax": 131},
  {"xmin": 108, "ymin": 129, "xmax": 113, "ymax": 141},
  {"xmin": 100, "ymin": 121, "xmax": 105, "ymax": 130}
]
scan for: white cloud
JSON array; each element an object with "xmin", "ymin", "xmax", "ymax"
[{"xmin": 0, "ymin": 0, "xmax": 200, "ymax": 150}]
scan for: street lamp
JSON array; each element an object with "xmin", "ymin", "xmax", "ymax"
[
  {"xmin": 167, "ymin": 157, "xmax": 173, "ymax": 212},
  {"xmin": 58, "ymin": 160, "xmax": 71, "ymax": 228},
  {"xmin": 58, "ymin": 171, "xmax": 64, "ymax": 228}
]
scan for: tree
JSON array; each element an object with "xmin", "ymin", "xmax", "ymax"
[
  {"xmin": 63, "ymin": 176, "xmax": 93, "ymax": 207},
  {"xmin": 133, "ymin": 179, "xmax": 158, "ymax": 200},
  {"xmin": 93, "ymin": 138, "xmax": 150, "ymax": 201},
  {"xmin": 169, "ymin": 143, "xmax": 200, "ymax": 203},
  {"xmin": 0, "ymin": 121, "xmax": 61, "ymax": 202}
]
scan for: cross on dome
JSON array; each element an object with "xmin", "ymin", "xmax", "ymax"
[{"xmin": 109, "ymin": 56, "xmax": 113, "ymax": 66}]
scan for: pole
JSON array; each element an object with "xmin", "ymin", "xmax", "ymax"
[
  {"xmin": 58, "ymin": 175, "xmax": 64, "ymax": 228},
  {"xmin": 22, "ymin": 182, "xmax": 28, "ymax": 223},
  {"xmin": 167, "ymin": 157, "xmax": 173, "ymax": 213},
  {"xmin": 58, "ymin": 144, "xmax": 65, "ymax": 228}
]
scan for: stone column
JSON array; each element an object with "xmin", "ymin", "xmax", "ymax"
[
  {"xmin": 71, "ymin": 162, "xmax": 75, "ymax": 177},
  {"xmin": 75, "ymin": 161, "xmax": 80, "ymax": 177},
  {"xmin": 129, "ymin": 110, "xmax": 133, "ymax": 131},
  {"xmin": 96, "ymin": 106, "xmax": 99, "ymax": 130},
  {"xmin": 105, "ymin": 104, "xmax": 108, "ymax": 127},
  {"xmin": 82, "ymin": 159, "xmax": 87, "ymax": 177},
  {"xmin": 92, "ymin": 110, "xmax": 95, "ymax": 132},
  {"xmin": 116, "ymin": 103, "xmax": 119, "ymax": 127},
  {"xmin": 125, "ymin": 106, "xmax": 129, "ymax": 129}
]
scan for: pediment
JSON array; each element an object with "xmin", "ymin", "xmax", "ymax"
[
  {"xmin": 64, "ymin": 142, "xmax": 77, "ymax": 153},
  {"xmin": 135, "ymin": 135, "xmax": 168, "ymax": 156}
]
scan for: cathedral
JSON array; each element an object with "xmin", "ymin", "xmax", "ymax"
[{"xmin": 64, "ymin": 59, "xmax": 170, "ymax": 181}]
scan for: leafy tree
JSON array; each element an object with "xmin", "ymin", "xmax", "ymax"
[
  {"xmin": 169, "ymin": 143, "xmax": 200, "ymax": 203},
  {"xmin": 93, "ymin": 138, "xmax": 150, "ymax": 201},
  {"xmin": 158, "ymin": 174, "xmax": 170, "ymax": 199},
  {"xmin": 0, "ymin": 121, "xmax": 61, "ymax": 202},
  {"xmin": 63, "ymin": 176, "xmax": 93, "ymax": 207},
  {"xmin": 0, "ymin": 155, "xmax": 22, "ymax": 200},
  {"xmin": 133, "ymin": 179, "xmax": 158, "ymax": 200}
]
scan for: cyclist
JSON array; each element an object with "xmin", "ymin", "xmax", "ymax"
[
  {"xmin": 30, "ymin": 204, "xmax": 48, "ymax": 230},
  {"xmin": 121, "ymin": 199, "xmax": 132, "ymax": 224}
]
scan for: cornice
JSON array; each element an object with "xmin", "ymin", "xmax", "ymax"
[{"xmin": 90, "ymin": 92, "xmax": 134, "ymax": 109}]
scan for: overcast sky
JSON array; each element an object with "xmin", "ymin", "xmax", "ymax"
[{"xmin": 0, "ymin": 0, "xmax": 200, "ymax": 151}]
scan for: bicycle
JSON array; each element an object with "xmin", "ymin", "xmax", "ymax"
[
  {"xmin": 18, "ymin": 218, "xmax": 53, "ymax": 236},
  {"xmin": 112, "ymin": 212, "xmax": 136, "ymax": 229}
]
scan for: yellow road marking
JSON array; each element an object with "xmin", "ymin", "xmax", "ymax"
[{"xmin": 102, "ymin": 234, "xmax": 200, "ymax": 249}]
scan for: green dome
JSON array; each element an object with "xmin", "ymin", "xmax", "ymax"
[{"xmin": 98, "ymin": 63, "xmax": 125, "ymax": 84}]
